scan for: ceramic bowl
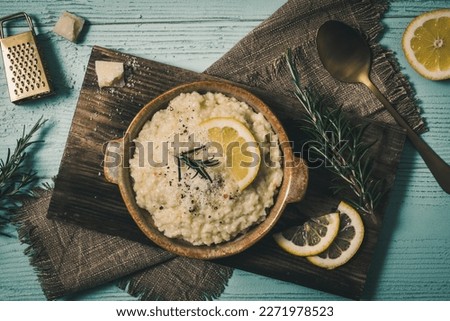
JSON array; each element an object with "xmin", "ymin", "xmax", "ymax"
[{"xmin": 104, "ymin": 80, "xmax": 308, "ymax": 259}]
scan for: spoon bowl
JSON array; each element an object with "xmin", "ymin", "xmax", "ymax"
[
  {"xmin": 317, "ymin": 20, "xmax": 371, "ymax": 83},
  {"xmin": 316, "ymin": 20, "xmax": 450, "ymax": 194}
]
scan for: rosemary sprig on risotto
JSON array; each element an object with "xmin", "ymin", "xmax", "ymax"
[{"xmin": 176, "ymin": 145, "xmax": 220, "ymax": 183}]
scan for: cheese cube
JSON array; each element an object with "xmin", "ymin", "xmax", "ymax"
[
  {"xmin": 95, "ymin": 61, "xmax": 125, "ymax": 88},
  {"xmin": 53, "ymin": 11, "xmax": 85, "ymax": 43}
]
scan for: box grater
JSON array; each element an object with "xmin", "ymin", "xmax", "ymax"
[{"xmin": 0, "ymin": 12, "xmax": 52, "ymax": 103}]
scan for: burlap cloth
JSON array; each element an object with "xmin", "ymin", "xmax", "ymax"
[{"xmin": 15, "ymin": 0, "xmax": 423, "ymax": 300}]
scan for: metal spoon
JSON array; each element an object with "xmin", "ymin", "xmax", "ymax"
[{"xmin": 316, "ymin": 20, "xmax": 450, "ymax": 194}]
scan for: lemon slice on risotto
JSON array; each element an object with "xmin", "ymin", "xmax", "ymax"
[{"xmin": 200, "ymin": 117, "xmax": 261, "ymax": 190}]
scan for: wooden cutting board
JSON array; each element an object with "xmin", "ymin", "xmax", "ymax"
[{"xmin": 48, "ymin": 46, "xmax": 406, "ymax": 300}]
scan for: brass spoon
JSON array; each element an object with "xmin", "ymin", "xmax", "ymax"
[{"xmin": 316, "ymin": 20, "xmax": 450, "ymax": 194}]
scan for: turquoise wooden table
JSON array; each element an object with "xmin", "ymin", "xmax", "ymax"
[{"xmin": 1, "ymin": 0, "xmax": 449, "ymax": 300}]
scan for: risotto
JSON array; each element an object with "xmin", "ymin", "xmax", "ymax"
[{"xmin": 129, "ymin": 91, "xmax": 283, "ymax": 245}]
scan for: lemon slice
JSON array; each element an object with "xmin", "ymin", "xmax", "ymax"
[
  {"xmin": 307, "ymin": 201, "xmax": 364, "ymax": 270},
  {"xmin": 200, "ymin": 117, "xmax": 261, "ymax": 190},
  {"xmin": 402, "ymin": 9, "xmax": 450, "ymax": 80},
  {"xmin": 273, "ymin": 212, "xmax": 340, "ymax": 256}
]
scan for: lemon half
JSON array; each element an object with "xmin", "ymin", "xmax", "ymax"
[{"xmin": 402, "ymin": 9, "xmax": 450, "ymax": 80}]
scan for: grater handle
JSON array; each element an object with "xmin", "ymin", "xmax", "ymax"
[{"xmin": 0, "ymin": 12, "xmax": 35, "ymax": 39}]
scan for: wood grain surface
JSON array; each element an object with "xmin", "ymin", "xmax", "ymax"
[{"xmin": 1, "ymin": 0, "xmax": 449, "ymax": 301}]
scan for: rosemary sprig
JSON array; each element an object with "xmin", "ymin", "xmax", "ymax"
[
  {"xmin": 286, "ymin": 50, "xmax": 383, "ymax": 217},
  {"xmin": 176, "ymin": 145, "xmax": 220, "ymax": 183},
  {"xmin": 0, "ymin": 117, "xmax": 47, "ymax": 232}
]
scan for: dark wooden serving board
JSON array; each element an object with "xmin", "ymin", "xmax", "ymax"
[{"xmin": 48, "ymin": 46, "xmax": 406, "ymax": 300}]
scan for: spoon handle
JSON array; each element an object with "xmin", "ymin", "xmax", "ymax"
[{"xmin": 360, "ymin": 76, "xmax": 450, "ymax": 194}]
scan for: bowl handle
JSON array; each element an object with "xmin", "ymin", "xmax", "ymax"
[
  {"xmin": 285, "ymin": 156, "xmax": 309, "ymax": 203},
  {"xmin": 103, "ymin": 138, "xmax": 124, "ymax": 185}
]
